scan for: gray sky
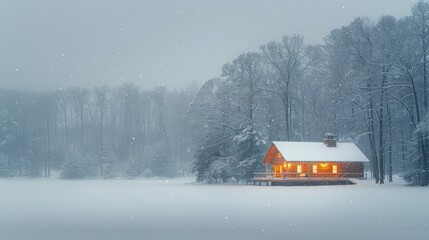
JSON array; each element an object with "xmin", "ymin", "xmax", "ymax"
[{"xmin": 0, "ymin": 0, "xmax": 415, "ymax": 91}]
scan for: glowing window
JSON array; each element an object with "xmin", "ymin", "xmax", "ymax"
[
  {"xmin": 312, "ymin": 165, "xmax": 317, "ymax": 173},
  {"xmin": 277, "ymin": 152, "xmax": 282, "ymax": 159},
  {"xmin": 297, "ymin": 165, "xmax": 302, "ymax": 173},
  {"xmin": 332, "ymin": 165, "xmax": 337, "ymax": 173}
]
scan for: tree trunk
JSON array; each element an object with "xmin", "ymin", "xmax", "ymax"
[
  {"xmin": 80, "ymin": 102, "xmax": 84, "ymax": 154},
  {"xmin": 422, "ymin": 22, "xmax": 428, "ymax": 113},
  {"xmin": 367, "ymin": 82, "xmax": 379, "ymax": 183},
  {"xmin": 100, "ymin": 106, "xmax": 104, "ymax": 176},
  {"xmin": 399, "ymin": 130, "xmax": 405, "ymax": 172},
  {"xmin": 43, "ymin": 121, "xmax": 48, "ymax": 178},
  {"xmin": 47, "ymin": 118, "xmax": 51, "ymax": 178},
  {"xmin": 282, "ymin": 97, "xmax": 290, "ymax": 141},
  {"xmin": 63, "ymin": 106, "xmax": 69, "ymax": 148},
  {"xmin": 378, "ymin": 72, "xmax": 387, "ymax": 184},
  {"xmin": 387, "ymin": 103, "xmax": 393, "ymax": 182},
  {"xmin": 288, "ymin": 94, "xmax": 292, "ymax": 140}
]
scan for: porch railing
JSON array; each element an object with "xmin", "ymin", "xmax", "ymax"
[{"xmin": 253, "ymin": 172, "xmax": 364, "ymax": 180}]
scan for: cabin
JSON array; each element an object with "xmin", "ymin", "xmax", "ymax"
[{"xmin": 254, "ymin": 133, "xmax": 370, "ymax": 185}]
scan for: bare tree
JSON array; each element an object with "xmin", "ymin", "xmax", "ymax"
[{"xmin": 260, "ymin": 35, "xmax": 312, "ymax": 140}]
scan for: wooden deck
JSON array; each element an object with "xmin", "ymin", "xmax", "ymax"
[
  {"xmin": 252, "ymin": 172, "xmax": 363, "ymax": 186},
  {"xmin": 253, "ymin": 178, "xmax": 355, "ymax": 186}
]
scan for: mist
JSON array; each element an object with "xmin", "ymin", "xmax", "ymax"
[
  {"xmin": 2, "ymin": 1, "xmax": 429, "ymax": 240},
  {"xmin": 0, "ymin": 0, "xmax": 413, "ymax": 90}
]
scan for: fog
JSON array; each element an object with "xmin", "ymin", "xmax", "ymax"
[
  {"xmin": 2, "ymin": 2, "xmax": 429, "ymax": 239},
  {"xmin": 0, "ymin": 0, "xmax": 413, "ymax": 90}
]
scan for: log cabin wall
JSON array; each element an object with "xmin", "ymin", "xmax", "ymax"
[
  {"xmin": 344, "ymin": 162, "xmax": 364, "ymax": 178},
  {"xmin": 271, "ymin": 162, "xmax": 364, "ymax": 178}
]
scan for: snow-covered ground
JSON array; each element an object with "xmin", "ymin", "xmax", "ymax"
[{"xmin": 0, "ymin": 177, "xmax": 427, "ymax": 240}]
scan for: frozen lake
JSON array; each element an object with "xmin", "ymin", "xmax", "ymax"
[{"xmin": 0, "ymin": 177, "xmax": 428, "ymax": 240}]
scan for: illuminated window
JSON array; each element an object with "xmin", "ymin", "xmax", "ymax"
[
  {"xmin": 297, "ymin": 165, "xmax": 302, "ymax": 173},
  {"xmin": 312, "ymin": 165, "xmax": 317, "ymax": 173},
  {"xmin": 332, "ymin": 165, "xmax": 337, "ymax": 173},
  {"xmin": 277, "ymin": 152, "xmax": 282, "ymax": 159}
]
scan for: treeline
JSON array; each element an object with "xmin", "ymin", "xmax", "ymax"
[
  {"xmin": 0, "ymin": 83, "xmax": 198, "ymax": 178},
  {"xmin": 188, "ymin": 1, "xmax": 429, "ymax": 186},
  {"xmin": 3, "ymin": 1, "xmax": 429, "ymax": 185}
]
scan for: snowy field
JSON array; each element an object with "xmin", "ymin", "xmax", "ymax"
[{"xmin": 0, "ymin": 177, "xmax": 428, "ymax": 240}]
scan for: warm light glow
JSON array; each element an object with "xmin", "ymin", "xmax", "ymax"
[
  {"xmin": 277, "ymin": 152, "xmax": 282, "ymax": 159},
  {"xmin": 274, "ymin": 165, "xmax": 283, "ymax": 173},
  {"xmin": 312, "ymin": 165, "xmax": 317, "ymax": 173},
  {"xmin": 283, "ymin": 162, "xmax": 287, "ymax": 168},
  {"xmin": 287, "ymin": 163, "xmax": 291, "ymax": 168},
  {"xmin": 321, "ymin": 163, "xmax": 328, "ymax": 168},
  {"xmin": 297, "ymin": 165, "xmax": 302, "ymax": 173},
  {"xmin": 332, "ymin": 165, "xmax": 338, "ymax": 173}
]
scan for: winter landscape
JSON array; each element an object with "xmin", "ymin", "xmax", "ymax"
[
  {"xmin": 1, "ymin": 0, "xmax": 429, "ymax": 239},
  {"xmin": 1, "ymin": 177, "xmax": 428, "ymax": 240}
]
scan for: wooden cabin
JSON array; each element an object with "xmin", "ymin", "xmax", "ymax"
[{"xmin": 254, "ymin": 134, "xmax": 369, "ymax": 185}]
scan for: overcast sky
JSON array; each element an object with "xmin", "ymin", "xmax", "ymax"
[{"xmin": 0, "ymin": 0, "xmax": 415, "ymax": 91}]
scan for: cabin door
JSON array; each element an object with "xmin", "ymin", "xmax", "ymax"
[{"xmin": 273, "ymin": 165, "xmax": 283, "ymax": 178}]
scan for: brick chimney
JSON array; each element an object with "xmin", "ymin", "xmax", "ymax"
[{"xmin": 323, "ymin": 133, "xmax": 337, "ymax": 147}]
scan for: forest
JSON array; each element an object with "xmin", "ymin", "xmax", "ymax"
[
  {"xmin": 0, "ymin": 84, "xmax": 199, "ymax": 179},
  {"xmin": 1, "ymin": 1, "xmax": 429, "ymax": 186}
]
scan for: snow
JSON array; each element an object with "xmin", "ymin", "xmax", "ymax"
[
  {"xmin": 273, "ymin": 141, "xmax": 370, "ymax": 162},
  {"xmin": 0, "ymin": 177, "xmax": 427, "ymax": 240}
]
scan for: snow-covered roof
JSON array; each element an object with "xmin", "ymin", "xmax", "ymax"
[{"xmin": 265, "ymin": 141, "xmax": 369, "ymax": 163}]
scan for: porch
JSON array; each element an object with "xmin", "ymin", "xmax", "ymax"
[{"xmin": 252, "ymin": 172, "xmax": 364, "ymax": 186}]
